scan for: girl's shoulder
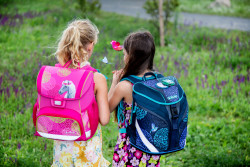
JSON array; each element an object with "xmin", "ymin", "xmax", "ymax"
[
  {"xmin": 94, "ymin": 72, "xmax": 106, "ymax": 82},
  {"xmin": 116, "ymin": 80, "xmax": 133, "ymax": 93}
]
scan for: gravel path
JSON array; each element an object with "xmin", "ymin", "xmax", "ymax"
[{"xmin": 100, "ymin": 0, "xmax": 250, "ymax": 32}]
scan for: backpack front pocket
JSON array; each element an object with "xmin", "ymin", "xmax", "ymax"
[
  {"xmin": 130, "ymin": 104, "xmax": 170, "ymax": 154},
  {"xmin": 35, "ymin": 107, "xmax": 83, "ymax": 140},
  {"xmin": 37, "ymin": 116, "xmax": 81, "ymax": 140}
]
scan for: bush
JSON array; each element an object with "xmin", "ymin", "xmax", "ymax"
[{"xmin": 76, "ymin": 0, "xmax": 101, "ymax": 16}]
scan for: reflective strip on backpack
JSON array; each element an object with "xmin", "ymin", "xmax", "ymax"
[
  {"xmin": 135, "ymin": 119, "xmax": 159, "ymax": 153},
  {"xmin": 37, "ymin": 132, "xmax": 80, "ymax": 140}
]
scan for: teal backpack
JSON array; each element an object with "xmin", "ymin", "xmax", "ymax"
[{"xmin": 118, "ymin": 72, "xmax": 189, "ymax": 155}]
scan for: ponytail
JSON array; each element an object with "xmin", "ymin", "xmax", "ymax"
[{"xmin": 56, "ymin": 19, "xmax": 99, "ymax": 68}]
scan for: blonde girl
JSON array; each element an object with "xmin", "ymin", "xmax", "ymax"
[{"xmin": 51, "ymin": 19, "xmax": 110, "ymax": 167}]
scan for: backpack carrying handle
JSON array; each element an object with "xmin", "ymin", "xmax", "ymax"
[{"xmin": 142, "ymin": 72, "xmax": 157, "ymax": 81}]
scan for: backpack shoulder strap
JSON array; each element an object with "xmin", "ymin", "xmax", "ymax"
[
  {"xmin": 121, "ymin": 75, "xmax": 142, "ymax": 84},
  {"xmin": 121, "ymin": 72, "xmax": 164, "ymax": 84},
  {"xmin": 81, "ymin": 65, "xmax": 97, "ymax": 72}
]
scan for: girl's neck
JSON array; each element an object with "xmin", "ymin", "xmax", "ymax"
[{"xmin": 137, "ymin": 69, "xmax": 152, "ymax": 77}]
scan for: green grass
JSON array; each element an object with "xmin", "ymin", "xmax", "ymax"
[
  {"xmin": 178, "ymin": 0, "xmax": 250, "ymax": 18},
  {"xmin": 0, "ymin": 0, "xmax": 250, "ymax": 166}
]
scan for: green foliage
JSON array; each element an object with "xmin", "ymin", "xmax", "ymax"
[
  {"xmin": 0, "ymin": 0, "xmax": 249, "ymax": 166},
  {"xmin": 76, "ymin": 0, "xmax": 101, "ymax": 16},
  {"xmin": 143, "ymin": 0, "xmax": 179, "ymax": 28},
  {"xmin": 0, "ymin": 0, "xmax": 13, "ymax": 7}
]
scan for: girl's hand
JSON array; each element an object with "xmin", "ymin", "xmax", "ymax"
[{"xmin": 112, "ymin": 69, "xmax": 123, "ymax": 85}]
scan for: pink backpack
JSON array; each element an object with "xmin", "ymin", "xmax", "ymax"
[{"xmin": 33, "ymin": 61, "xmax": 99, "ymax": 141}]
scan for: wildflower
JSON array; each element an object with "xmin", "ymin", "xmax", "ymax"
[
  {"xmin": 161, "ymin": 55, "xmax": 164, "ymax": 60},
  {"xmin": 0, "ymin": 76, "xmax": 2, "ymax": 88},
  {"xmin": 17, "ymin": 143, "xmax": 21, "ymax": 150}
]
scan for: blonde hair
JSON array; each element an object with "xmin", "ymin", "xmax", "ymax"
[{"xmin": 56, "ymin": 19, "xmax": 99, "ymax": 68}]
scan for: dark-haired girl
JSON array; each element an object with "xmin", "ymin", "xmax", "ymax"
[{"xmin": 108, "ymin": 31, "xmax": 161, "ymax": 167}]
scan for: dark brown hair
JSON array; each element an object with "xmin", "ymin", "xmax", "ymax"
[
  {"xmin": 114, "ymin": 31, "xmax": 155, "ymax": 121},
  {"xmin": 121, "ymin": 31, "xmax": 155, "ymax": 79}
]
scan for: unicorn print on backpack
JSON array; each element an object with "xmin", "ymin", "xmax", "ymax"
[{"xmin": 58, "ymin": 80, "xmax": 76, "ymax": 98}]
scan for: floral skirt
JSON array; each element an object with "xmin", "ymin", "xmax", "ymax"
[
  {"xmin": 112, "ymin": 132, "xmax": 160, "ymax": 167},
  {"xmin": 52, "ymin": 124, "xmax": 110, "ymax": 167}
]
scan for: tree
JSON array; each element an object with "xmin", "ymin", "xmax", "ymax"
[
  {"xmin": 159, "ymin": 0, "xmax": 165, "ymax": 47},
  {"xmin": 77, "ymin": 0, "xmax": 101, "ymax": 16},
  {"xmin": 143, "ymin": 0, "xmax": 179, "ymax": 46}
]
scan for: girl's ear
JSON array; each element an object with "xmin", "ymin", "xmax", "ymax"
[{"xmin": 87, "ymin": 42, "xmax": 94, "ymax": 52}]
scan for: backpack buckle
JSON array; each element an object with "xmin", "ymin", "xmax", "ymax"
[
  {"xmin": 51, "ymin": 98, "xmax": 66, "ymax": 108},
  {"xmin": 170, "ymin": 104, "xmax": 178, "ymax": 119}
]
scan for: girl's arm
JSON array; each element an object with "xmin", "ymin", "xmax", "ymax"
[
  {"xmin": 108, "ymin": 70, "xmax": 132, "ymax": 112},
  {"xmin": 108, "ymin": 82, "xmax": 124, "ymax": 112},
  {"xmin": 94, "ymin": 72, "xmax": 110, "ymax": 126}
]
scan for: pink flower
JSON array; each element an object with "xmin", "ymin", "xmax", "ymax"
[
  {"xmin": 122, "ymin": 153, "xmax": 128, "ymax": 161},
  {"xmin": 141, "ymin": 154, "xmax": 147, "ymax": 163},
  {"xmin": 122, "ymin": 133, "xmax": 126, "ymax": 138},
  {"xmin": 110, "ymin": 40, "xmax": 123, "ymax": 51},
  {"xmin": 152, "ymin": 155, "xmax": 160, "ymax": 161},
  {"xmin": 113, "ymin": 153, "xmax": 119, "ymax": 162},
  {"xmin": 127, "ymin": 165, "xmax": 133, "ymax": 167},
  {"xmin": 156, "ymin": 162, "xmax": 161, "ymax": 167},
  {"xmin": 134, "ymin": 150, "xmax": 143, "ymax": 159},
  {"xmin": 123, "ymin": 144, "xmax": 128, "ymax": 151}
]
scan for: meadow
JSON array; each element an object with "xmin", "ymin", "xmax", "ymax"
[
  {"xmin": 178, "ymin": 0, "xmax": 250, "ymax": 18},
  {"xmin": 0, "ymin": 0, "xmax": 249, "ymax": 166}
]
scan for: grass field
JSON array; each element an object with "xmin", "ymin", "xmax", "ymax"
[
  {"xmin": 178, "ymin": 0, "xmax": 250, "ymax": 18},
  {"xmin": 0, "ymin": 0, "xmax": 249, "ymax": 166}
]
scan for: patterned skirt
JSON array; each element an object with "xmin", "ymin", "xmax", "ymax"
[
  {"xmin": 112, "ymin": 132, "xmax": 161, "ymax": 167},
  {"xmin": 52, "ymin": 124, "xmax": 110, "ymax": 167}
]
